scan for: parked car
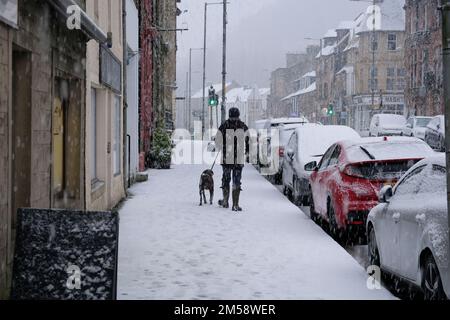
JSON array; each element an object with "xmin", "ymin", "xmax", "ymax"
[
  {"xmin": 369, "ymin": 114, "xmax": 406, "ymax": 137},
  {"xmin": 402, "ymin": 116, "xmax": 433, "ymax": 140},
  {"xmin": 425, "ymin": 115, "xmax": 445, "ymax": 152},
  {"xmin": 282, "ymin": 124, "xmax": 360, "ymax": 206},
  {"xmin": 367, "ymin": 154, "xmax": 449, "ymax": 300},
  {"xmin": 257, "ymin": 117, "xmax": 309, "ymax": 169},
  {"xmin": 308, "ymin": 137, "xmax": 435, "ymax": 241},
  {"xmin": 270, "ymin": 123, "xmax": 307, "ymax": 184}
]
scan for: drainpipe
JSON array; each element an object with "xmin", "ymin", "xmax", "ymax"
[{"xmin": 122, "ymin": 0, "xmax": 128, "ymax": 195}]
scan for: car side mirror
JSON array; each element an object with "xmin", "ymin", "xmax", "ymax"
[
  {"xmin": 379, "ymin": 185, "xmax": 393, "ymax": 203},
  {"xmin": 304, "ymin": 161, "xmax": 318, "ymax": 172},
  {"xmin": 437, "ymin": 124, "xmax": 441, "ymax": 130}
]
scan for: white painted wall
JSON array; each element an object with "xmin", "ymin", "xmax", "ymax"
[{"xmin": 126, "ymin": 0, "xmax": 139, "ymax": 183}]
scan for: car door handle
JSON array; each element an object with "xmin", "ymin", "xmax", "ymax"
[
  {"xmin": 415, "ymin": 213, "xmax": 426, "ymax": 225},
  {"xmin": 392, "ymin": 212, "xmax": 401, "ymax": 223}
]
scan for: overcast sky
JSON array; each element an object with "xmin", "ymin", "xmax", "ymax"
[{"xmin": 176, "ymin": 0, "xmax": 367, "ymax": 95}]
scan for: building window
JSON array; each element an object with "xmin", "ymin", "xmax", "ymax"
[
  {"xmin": 387, "ymin": 67, "xmax": 395, "ymax": 92},
  {"xmin": 113, "ymin": 95, "xmax": 121, "ymax": 175},
  {"xmin": 388, "ymin": 34, "xmax": 397, "ymax": 51},
  {"xmin": 397, "ymin": 68, "xmax": 406, "ymax": 91},
  {"xmin": 91, "ymin": 88, "xmax": 98, "ymax": 182}
]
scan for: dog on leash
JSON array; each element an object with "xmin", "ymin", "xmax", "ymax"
[{"xmin": 199, "ymin": 169, "xmax": 214, "ymax": 206}]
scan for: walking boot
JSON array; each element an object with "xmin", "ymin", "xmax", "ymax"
[
  {"xmin": 232, "ymin": 188, "xmax": 242, "ymax": 212},
  {"xmin": 218, "ymin": 187, "xmax": 230, "ymax": 208}
]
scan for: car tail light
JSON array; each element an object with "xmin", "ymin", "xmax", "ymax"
[
  {"xmin": 341, "ymin": 164, "xmax": 365, "ymax": 178},
  {"xmin": 279, "ymin": 146, "xmax": 285, "ymax": 157}
]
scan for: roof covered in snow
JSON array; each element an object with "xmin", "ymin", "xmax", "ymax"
[
  {"xmin": 324, "ymin": 29, "xmax": 337, "ymax": 38},
  {"xmin": 316, "ymin": 44, "xmax": 336, "ymax": 58},
  {"xmin": 356, "ymin": 0, "xmax": 405, "ymax": 34},
  {"xmin": 226, "ymin": 87, "xmax": 254, "ymax": 103},
  {"xmin": 282, "ymin": 82, "xmax": 316, "ymax": 101},
  {"xmin": 192, "ymin": 82, "xmax": 233, "ymax": 99},
  {"xmin": 259, "ymin": 88, "xmax": 270, "ymax": 96},
  {"xmin": 337, "ymin": 20, "xmax": 357, "ymax": 30}
]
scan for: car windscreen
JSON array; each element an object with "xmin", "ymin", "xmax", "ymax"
[{"xmin": 349, "ymin": 160, "xmax": 420, "ymax": 181}]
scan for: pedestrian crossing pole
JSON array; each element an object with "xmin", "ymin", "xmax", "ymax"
[{"xmin": 440, "ymin": 0, "xmax": 450, "ymax": 269}]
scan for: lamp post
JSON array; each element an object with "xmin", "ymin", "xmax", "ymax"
[
  {"xmin": 201, "ymin": 2, "xmax": 224, "ymax": 138},
  {"xmin": 189, "ymin": 48, "xmax": 204, "ymax": 134}
]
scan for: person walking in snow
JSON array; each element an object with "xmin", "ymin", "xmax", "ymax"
[{"xmin": 216, "ymin": 107, "xmax": 249, "ymax": 212}]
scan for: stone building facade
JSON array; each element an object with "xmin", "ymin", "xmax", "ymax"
[
  {"xmin": 84, "ymin": 0, "xmax": 126, "ymax": 212},
  {"xmin": 267, "ymin": 46, "xmax": 320, "ymax": 118},
  {"xmin": 0, "ymin": 0, "xmax": 91, "ymax": 298},
  {"xmin": 404, "ymin": 0, "xmax": 444, "ymax": 117},
  {"xmin": 313, "ymin": 0, "xmax": 407, "ymax": 133}
]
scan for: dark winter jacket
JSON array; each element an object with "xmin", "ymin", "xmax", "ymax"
[{"xmin": 215, "ymin": 118, "xmax": 249, "ymax": 167}]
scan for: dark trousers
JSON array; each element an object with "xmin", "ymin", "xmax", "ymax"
[{"xmin": 222, "ymin": 165, "xmax": 243, "ymax": 190}]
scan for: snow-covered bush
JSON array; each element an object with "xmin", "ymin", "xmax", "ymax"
[{"xmin": 149, "ymin": 128, "xmax": 172, "ymax": 169}]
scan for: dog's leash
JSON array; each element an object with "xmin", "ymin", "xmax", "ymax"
[{"xmin": 211, "ymin": 151, "xmax": 221, "ymax": 171}]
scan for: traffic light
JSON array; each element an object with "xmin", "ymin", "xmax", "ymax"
[
  {"xmin": 327, "ymin": 104, "xmax": 334, "ymax": 116},
  {"xmin": 208, "ymin": 87, "xmax": 218, "ymax": 107}
]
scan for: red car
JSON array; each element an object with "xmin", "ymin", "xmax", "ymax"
[{"xmin": 308, "ymin": 137, "xmax": 435, "ymax": 241}]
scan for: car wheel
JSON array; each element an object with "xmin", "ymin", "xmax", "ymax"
[
  {"xmin": 293, "ymin": 177, "xmax": 301, "ymax": 206},
  {"xmin": 328, "ymin": 199, "xmax": 345, "ymax": 242},
  {"xmin": 422, "ymin": 255, "xmax": 446, "ymax": 300},
  {"xmin": 368, "ymin": 226, "xmax": 380, "ymax": 267},
  {"xmin": 309, "ymin": 190, "xmax": 319, "ymax": 222},
  {"xmin": 283, "ymin": 185, "xmax": 288, "ymax": 196}
]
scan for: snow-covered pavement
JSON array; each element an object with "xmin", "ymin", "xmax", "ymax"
[{"xmin": 117, "ymin": 145, "xmax": 395, "ymax": 300}]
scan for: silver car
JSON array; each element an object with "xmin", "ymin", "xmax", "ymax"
[{"xmin": 367, "ymin": 154, "xmax": 449, "ymax": 300}]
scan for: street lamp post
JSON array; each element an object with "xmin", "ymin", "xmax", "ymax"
[
  {"xmin": 221, "ymin": 0, "xmax": 228, "ymax": 126},
  {"xmin": 201, "ymin": 2, "xmax": 224, "ymax": 139},
  {"xmin": 189, "ymin": 48, "xmax": 203, "ymax": 134}
]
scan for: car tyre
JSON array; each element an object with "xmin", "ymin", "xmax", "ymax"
[
  {"xmin": 368, "ymin": 226, "xmax": 380, "ymax": 267},
  {"xmin": 422, "ymin": 255, "xmax": 446, "ymax": 300},
  {"xmin": 309, "ymin": 191, "xmax": 319, "ymax": 222},
  {"xmin": 328, "ymin": 199, "xmax": 346, "ymax": 243}
]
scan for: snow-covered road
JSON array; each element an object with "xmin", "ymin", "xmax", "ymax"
[{"xmin": 117, "ymin": 145, "xmax": 394, "ymax": 299}]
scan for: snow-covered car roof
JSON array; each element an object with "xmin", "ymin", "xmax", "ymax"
[
  {"xmin": 270, "ymin": 117, "xmax": 309, "ymax": 126},
  {"xmin": 374, "ymin": 114, "xmax": 406, "ymax": 124},
  {"xmin": 342, "ymin": 137, "xmax": 435, "ymax": 162},
  {"xmin": 295, "ymin": 125, "xmax": 360, "ymax": 160}
]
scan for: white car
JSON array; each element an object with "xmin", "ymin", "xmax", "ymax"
[
  {"xmin": 369, "ymin": 114, "xmax": 406, "ymax": 137},
  {"xmin": 425, "ymin": 115, "xmax": 446, "ymax": 152},
  {"xmin": 282, "ymin": 124, "xmax": 360, "ymax": 206},
  {"xmin": 257, "ymin": 117, "xmax": 309, "ymax": 169},
  {"xmin": 270, "ymin": 123, "xmax": 307, "ymax": 184},
  {"xmin": 367, "ymin": 154, "xmax": 449, "ymax": 300},
  {"xmin": 403, "ymin": 116, "xmax": 433, "ymax": 140}
]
